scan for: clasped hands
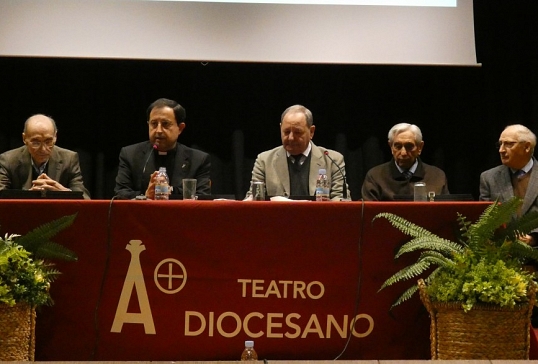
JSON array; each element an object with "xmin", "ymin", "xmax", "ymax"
[{"xmin": 30, "ymin": 173, "xmax": 71, "ymax": 192}]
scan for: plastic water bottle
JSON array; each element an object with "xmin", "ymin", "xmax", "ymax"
[
  {"xmin": 241, "ymin": 340, "xmax": 258, "ymax": 361},
  {"xmin": 154, "ymin": 167, "xmax": 170, "ymax": 200},
  {"xmin": 315, "ymin": 168, "xmax": 330, "ymax": 201}
]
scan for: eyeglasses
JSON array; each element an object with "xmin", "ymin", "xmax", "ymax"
[
  {"xmin": 148, "ymin": 120, "xmax": 176, "ymax": 130},
  {"xmin": 495, "ymin": 140, "xmax": 524, "ymax": 149},
  {"xmin": 27, "ymin": 139, "xmax": 55, "ymax": 149},
  {"xmin": 391, "ymin": 142, "xmax": 417, "ymax": 152}
]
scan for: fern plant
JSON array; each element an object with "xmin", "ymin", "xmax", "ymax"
[
  {"xmin": 15, "ymin": 214, "xmax": 78, "ymax": 261},
  {"xmin": 375, "ymin": 197, "xmax": 538, "ymax": 311},
  {"xmin": 0, "ymin": 214, "xmax": 77, "ymax": 306}
]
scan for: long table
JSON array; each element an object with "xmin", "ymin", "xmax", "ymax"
[{"xmin": 0, "ymin": 200, "xmax": 491, "ymax": 361}]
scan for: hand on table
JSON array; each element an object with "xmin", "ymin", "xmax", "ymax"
[{"xmin": 30, "ymin": 173, "xmax": 70, "ymax": 192}]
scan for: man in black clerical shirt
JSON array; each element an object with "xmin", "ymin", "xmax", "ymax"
[{"xmin": 114, "ymin": 98, "xmax": 211, "ymax": 199}]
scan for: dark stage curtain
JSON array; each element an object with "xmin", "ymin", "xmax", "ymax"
[{"xmin": 0, "ymin": 1, "xmax": 536, "ymax": 200}]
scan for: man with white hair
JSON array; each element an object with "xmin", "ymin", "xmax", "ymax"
[
  {"xmin": 480, "ymin": 124, "xmax": 538, "ymax": 246},
  {"xmin": 361, "ymin": 122, "xmax": 449, "ymax": 201}
]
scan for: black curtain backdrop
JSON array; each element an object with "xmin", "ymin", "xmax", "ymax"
[{"xmin": 0, "ymin": 1, "xmax": 537, "ymax": 200}]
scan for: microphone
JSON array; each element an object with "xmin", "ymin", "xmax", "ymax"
[
  {"xmin": 324, "ymin": 151, "xmax": 349, "ymax": 201},
  {"xmin": 142, "ymin": 144, "xmax": 158, "ymax": 174}
]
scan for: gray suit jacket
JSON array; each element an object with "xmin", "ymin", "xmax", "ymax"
[
  {"xmin": 0, "ymin": 145, "xmax": 90, "ymax": 199},
  {"xmin": 246, "ymin": 143, "xmax": 349, "ymax": 201},
  {"xmin": 479, "ymin": 157, "xmax": 538, "ymax": 217}
]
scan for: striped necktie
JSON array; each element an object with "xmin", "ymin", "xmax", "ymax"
[
  {"xmin": 403, "ymin": 170, "xmax": 413, "ymax": 180},
  {"xmin": 514, "ymin": 170, "xmax": 526, "ymax": 179}
]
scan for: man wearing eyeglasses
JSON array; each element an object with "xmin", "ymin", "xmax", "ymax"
[
  {"xmin": 361, "ymin": 122, "xmax": 449, "ymax": 201},
  {"xmin": 480, "ymin": 124, "xmax": 538, "ymax": 246},
  {"xmin": 0, "ymin": 114, "xmax": 90, "ymax": 199},
  {"xmin": 114, "ymin": 98, "xmax": 211, "ymax": 199}
]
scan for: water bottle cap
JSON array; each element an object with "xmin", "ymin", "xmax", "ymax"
[
  {"xmin": 159, "ymin": 167, "xmax": 167, "ymax": 172},
  {"xmin": 245, "ymin": 340, "xmax": 254, "ymax": 347},
  {"xmin": 318, "ymin": 169, "xmax": 326, "ymax": 174}
]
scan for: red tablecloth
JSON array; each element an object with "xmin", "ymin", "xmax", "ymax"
[{"xmin": 0, "ymin": 200, "xmax": 491, "ymax": 360}]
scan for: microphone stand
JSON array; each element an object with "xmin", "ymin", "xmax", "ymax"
[{"xmin": 324, "ymin": 151, "xmax": 351, "ymax": 201}]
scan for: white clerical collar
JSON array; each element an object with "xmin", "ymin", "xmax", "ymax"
[{"xmin": 156, "ymin": 143, "xmax": 178, "ymax": 156}]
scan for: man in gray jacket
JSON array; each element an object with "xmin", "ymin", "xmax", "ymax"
[
  {"xmin": 480, "ymin": 124, "xmax": 538, "ymax": 246},
  {"xmin": 245, "ymin": 104, "xmax": 349, "ymax": 201},
  {"xmin": 0, "ymin": 114, "xmax": 90, "ymax": 199}
]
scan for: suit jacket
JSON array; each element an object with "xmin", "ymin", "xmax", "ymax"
[
  {"xmin": 114, "ymin": 141, "xmax": 211, "ymax": 199},
  {"xmin": 246, "ymin": 143, "xmax": 349, "ymax": 201},
  {"xmin": 361, "ymin": 158, "xmax": 449, "ymax": 201},
  {"xmin": 479, "ymin": 158, "xmax": 538, "ymax": 218},
  {"xmin": 0, "ymin": 145, "xmax": 90, "ymax": 199}
]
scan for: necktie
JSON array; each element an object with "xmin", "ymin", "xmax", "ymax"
[
  {"xmin": 403, "ymin": 170, "xmax": 413, "ymax": 180},
  {"xmin": 292, "ymin": 154, "xmax": 302, "ymax": 165},
  {"xmin": 514, "ymin": 170, "xmax": 526, "ymax": 178}
]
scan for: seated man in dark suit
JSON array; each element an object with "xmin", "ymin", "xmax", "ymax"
[
  {"xmin": 114, "ymin": 98, "xmax": 211, "ymax": 199},
  {"xmin": 361, "ymin": 122, "xmax": 449, "ymax": 201},
  {"xmin": 0, "ymin": 114, "xmax": 90, "ymax": 199}
]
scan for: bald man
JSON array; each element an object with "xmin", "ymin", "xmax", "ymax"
[{"xmin": 0, "ymin": 114, "xmax": 90, "ymax": 199}]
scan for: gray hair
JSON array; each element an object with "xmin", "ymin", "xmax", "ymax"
[
  {"xmin": 504, "ymin": 124, "xmax": 537, "ymax": 149},
  {"xmin": 388, "ymin": 123, "xmax": 423, "ymax": 144},
  {"xmin": 23, "ymin": 114, "xmax": 58, "ymax": 134},
  {"xmin": 281, "ymin": 105, "xmax": 314, "ymax": 127}
]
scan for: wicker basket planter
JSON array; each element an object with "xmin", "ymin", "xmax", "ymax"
[
  {"xmin": 418, "ymin": 278, "xmax": 535, "ymax": 360},
  {"xmin": 0, "ymin": 302, "xmax": 36, "ymax": 361}
]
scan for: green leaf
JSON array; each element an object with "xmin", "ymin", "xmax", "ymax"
[
  {"xmin": 396, "ymin": 236, "xmax": 464, "ymax": 259},
  {"xmin": 33, "ymin": 241, "xmax": 77, "ymax": 262},
  {"xmin": 388, "ymin": 251, "xmax": 455, "ymax": 288},
  {"xmin": 502, "ymin": 210, "xmax": 538, "ymax": 242},
  {"xmin": 373, "ymin": 213, "xmax": 438, "ymax": 239},
  {"xmin": 390, "ymin": 284, "xmax": 418, "ymax": 309},
  {"xmin": 376, "ymin": 196, "xmax": 538, "ymax": 310},
  {"xmin": 380, "ymin": 257, "xmax": 433, "ymax": 290},
  {"xmin": 15, "ymin": 213, "xmax": 78, "ymax": 261},
  {"xmin": 465, "ymin": 197, "xmax": 520, "ymax": 247}
]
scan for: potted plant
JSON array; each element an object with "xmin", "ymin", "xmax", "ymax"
[
  {"xmin": 374, "ymin": 197, "xmax": 538, "ymax": 359},
  {"xmin": 0, "ymin": 213, "xmax": 77, "ymax": 361}
]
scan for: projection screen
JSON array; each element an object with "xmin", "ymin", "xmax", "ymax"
[{"xmin": 0, "ymin": 0, "xmax": 477, "ymax": 65}]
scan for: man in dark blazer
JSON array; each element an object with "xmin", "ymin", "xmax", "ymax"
[
  {"xmin": 0, "ymin": 114, "xmax": 90, "ymax": 199},
  {"xmin": 480, "ymin": 124, "xmax": 538, "ymax": 246},
  {"xmin": 361, "ymin": 122, "xmax": 449, "ymax": 201},
  {"xmin": 114, "ymin": 98, "xmax": 211, "ymax": 199}
]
